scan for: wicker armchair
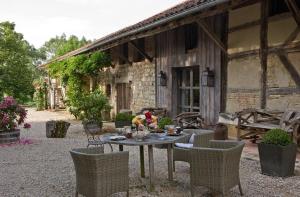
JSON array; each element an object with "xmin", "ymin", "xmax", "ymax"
[
  {"xmin": 173, "ymin": 129, "xmax": 214, "ymax": 170},
  {"xmin": 70, "ymin": 147, "xmax": 129, "ymax": 197},
  {"xmin": 189, "ymin": 140, "xmax": 245, "ymax": 196}
]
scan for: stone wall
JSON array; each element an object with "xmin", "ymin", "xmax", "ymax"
[
  {"xmin": 128, "ymin": 62, "xmax": 156, "ymax": 113},
  {"xmin": 98, "ymin": 61, "xmax": 156, "ymax": 118}
]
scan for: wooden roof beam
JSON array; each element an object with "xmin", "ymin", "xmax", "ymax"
[
  {"xmin": 197, "ymin": 20, "xmax": 227, "ymax": 54},
  {"xmin": 285, "ymin": 0, "xmax": 300, "ymax": 27},
  {"xmin": 129, "ymin": 41, "xmax": 153, "ymax": 62}
]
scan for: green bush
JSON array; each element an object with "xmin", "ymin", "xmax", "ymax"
[
  {"xmin": 115, "ymin": 113, "xmax": 135, "ymax": 121},
  {"xmin": 158, "ymin": 117, "xmax": 173, "ymax": 129},
  {"xmin": 71, "ymin": 89, "xmax": 111, "ymax": 126},
  {"xmin": 262, "ymin": 129, "xmax": 293, "ymax": 146}
]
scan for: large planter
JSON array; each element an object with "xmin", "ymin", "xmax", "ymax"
[
  {"xmin": 214, "ymin": 123, "xmax": 228, "ymax": 140},
  {"xmin": 115, "ymin": 120, "xmax": 132, "ymax": 128},
  {"xmin": 258, "ymin": 143, "xmax": 297, "ymax": 177},
  {"xmin": 46, "ymin": 120, "xmax": 70, "ymax": 138},
  {"xmin": 0, "ymin": 130, "xmax": 20, "ymax": 144},
  {"xmin": 82, "ymin": 120, "xmax": 103, "ymax": 135}
]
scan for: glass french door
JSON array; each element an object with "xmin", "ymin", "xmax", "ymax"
[{"xmin": 178, "ymin": 67, "xmax": 200, "ymax": 112}]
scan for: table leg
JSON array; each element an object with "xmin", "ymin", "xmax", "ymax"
[
  {"xmin": 119, "ymin": 145, "xmax": 123, "ymax": 151},
  {"xmin": 139, "ymin": 145, "xmax": 145, "ymax": 178},
  {"xmin": 167, "ymin": 143, "xmax": 173, "ymax": 181},
  {"xmin": 148, "ymin": 145, "xmax": 155, "ymax": 192}
]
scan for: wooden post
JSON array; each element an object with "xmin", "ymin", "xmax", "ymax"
[
  {"xmin": 221, "ymin": 12, "xmax": 229, "ymax": 113},
  {"xmin": 259, "ymin": 1, "xmax": 269, "ymax": 109},
  {"xmin": 119, "ymin": 145, "xmax": 123, "ymax": 151},
  {"xmin": 167, "ymin": 143, "xmax": 173, "ymax": 181},
  {"xmin": 139, "ymin": 145, "xmax": 145, "ymax": 178},
  {"xmin": 148, "ymin": 145, "xmax": 155, "ymax": 192}
]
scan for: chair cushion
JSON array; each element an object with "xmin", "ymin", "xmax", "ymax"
[
  {"xmin": 175, "ymin": 143, "xmax": 193, "ymax": 148},
  {"xmin": 189, "ymin": 133, "xmax": 196, "ymax": 144}
]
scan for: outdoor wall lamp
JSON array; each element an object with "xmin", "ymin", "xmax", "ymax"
[
  {"xmin": 159, "ymin": 71, "xmax": 167, "ymax": 86},
  {"xmin": 201, "ymin": 67, "xmax": 214, "ymax": 87}
]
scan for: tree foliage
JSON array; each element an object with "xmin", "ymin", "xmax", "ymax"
[
  {"xmin": 39, "ymin": 33, "xmax": 89, "ymax": 60},
  {"xmin": 0, "ymin": 21, "xmax": 42, "ymax": 103}
]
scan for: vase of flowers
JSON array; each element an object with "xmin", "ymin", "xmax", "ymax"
[{"xmin": 0, "ymin": 97, "xmax": 30, "ymax": 144}]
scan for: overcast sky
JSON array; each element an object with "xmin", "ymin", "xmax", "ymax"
[{"xmin": 0, "ymin": 0, "xmax": 183, "ymax": 48}]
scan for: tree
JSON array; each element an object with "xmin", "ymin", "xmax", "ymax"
[
  {"xmin": 39, "ymin": 34, "xmax": 89, "ymax": 60},
  {"xmin": 0, "ymin": 21, "xmax": 42, "ymax": 102}
]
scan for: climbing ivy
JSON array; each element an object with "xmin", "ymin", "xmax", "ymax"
[{"xmin": 47, "ymin": 51, "xmax": 111, "ymax": 118}]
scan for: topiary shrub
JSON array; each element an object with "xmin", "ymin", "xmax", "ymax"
[
  {"xmin": 158, "ymin": 117, "xmax": 173, "ymax": 129},
  {"xmin": 115, "ymin": 113, "xmax": 135, "ymax": 121},
  {"xmin": 262, "ymin": 129, "xmax": 292, "ymax": 146},
  {"xmin": 115, "ymin": 113, "xmax": 134, "ymax": 128}
]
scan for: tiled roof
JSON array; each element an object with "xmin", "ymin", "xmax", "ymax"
[{"xmin": 44, "ymin": 0, "xmax": 227, "ymax": 64}]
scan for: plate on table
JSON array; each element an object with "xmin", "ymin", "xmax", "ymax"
[{"xmin": 109, "ymin": 136, "xmax": 126, "ymax": 141}]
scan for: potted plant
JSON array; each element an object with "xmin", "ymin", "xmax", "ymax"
[
  {"xmin": 258, "ymin": 128, "xmax": 297, "ymax": 177},
  {"xmin": 77, "ymin": 90, "xmax": 111, "ymax": 131},
  {"xmin": 158, "ymin": 117, "xmax": 173, "ymax": 130},
  {"xmin": 0, "ymin": 96, "xmax": 30, "ymax": 144},
  {"xmin": 115, "ymin": 113, "xmax": 134, "ymax": 128},
  {"xmin": 46, "ymin": 120, "xmax": 70, "ymax": 138}
]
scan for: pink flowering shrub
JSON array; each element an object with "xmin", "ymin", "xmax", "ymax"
[{"xmin": 0, "ymin": 96, "xmax": 28, "ymax": 132}]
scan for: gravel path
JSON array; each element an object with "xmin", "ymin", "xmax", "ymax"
[{"xmin": 0, "ymin": 108, "xmax": 299, "ymax": 197}]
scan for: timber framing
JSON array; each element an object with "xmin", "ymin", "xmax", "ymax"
[
  {"xmin": 118, "ymin": 53, "xmax": 132, "ymax": 65},
  {"xmin": 229, "ymin": 12, "xmax": 292, "ymax": 33},
  {"xmin": 228, "ymin": 41, "xmax": 300, "ymax": 60},
  {"xmin": 129, "ymin": 41, "xmax": 153, "ymax": 62},
  {"xmin": 285, "ymin": 0, "xmax": 300, "ymax": 27},
  {"xmin": 259, "ymin": 0, "xmax": 269, "ymax": 109},
  {"xmin": 276, "ymin": 50, "xmax": 300, "ymax": 88},
  {"xmin": 197, "ymin": 20, "xmax": 227, "ymax": 54}
]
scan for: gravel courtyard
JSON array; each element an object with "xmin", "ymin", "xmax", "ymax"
[{"xmin": 0, "ymin": 108, "xmax": 299, "ymax": 197}]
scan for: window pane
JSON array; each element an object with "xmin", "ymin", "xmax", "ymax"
[
  {"xmin": 185, "ymin": 70, "xmax": 190, "ymax": 86},
  {"xmin": 193, "ymin": 89, "xmax": 200, "ymax": 107},
  {"xmin": 181, "ymin": 89, "xmax": 190, "ymax": 106},
  {"xmin": 181, "ymin": 108, "xmax": 190, "ymax": 112},
  {"xmin": 193, "ymin": 68, "xmax": 199, "ymax": 87}
]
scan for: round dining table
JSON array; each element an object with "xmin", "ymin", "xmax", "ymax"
[{"xmin": 103, "ymin": 133, "xmax": 189, "ymax": 191}]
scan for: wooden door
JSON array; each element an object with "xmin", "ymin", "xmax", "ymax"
[{"xmin": 116, "ymin": 83, "xmax": 131, "ymax": 112}]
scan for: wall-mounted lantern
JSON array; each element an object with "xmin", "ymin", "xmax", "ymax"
[
  {"xmin": 159, "ymin": 71, "xmax": 167, "ymax": 86},
  {"xmin": 201, "ymin": 67, "xmax": 214, "ymax": 87}
]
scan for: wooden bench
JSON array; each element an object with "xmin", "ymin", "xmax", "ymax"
[
  {"xmin": 235, "ymin": 109, "xmax": 300, "ymax": 147},
  {"xmin": 174, "ymin": 112, "xmax": 205, "ymax": 129}
]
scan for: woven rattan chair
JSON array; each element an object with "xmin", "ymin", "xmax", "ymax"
[
  {"xmin": 70, "ymin": 147, "xmax": 129, "ymax": 197},
  {"xmin": 173, "ymin": 129, "xmax": 214, "ymax": 170},
  {"xmin": 189, "ymin": 140, "xmax": 245, "ymax": 196}
]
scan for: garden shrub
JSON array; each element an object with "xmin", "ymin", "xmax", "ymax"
[
  {"xmin": 158, "ymin": 117, "xmax": 173, "ymax": 129},
  {"xmin": 262, "ymin": 129, "xmax": 293, "ymax": 146},
  {"xmin": 115, "ymin": 113, "xmax": 135, "ymax": 121}
]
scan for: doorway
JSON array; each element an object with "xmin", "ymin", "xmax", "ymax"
[{"xmin": 116, "ymin": 83, "xmax": 131, "ymax": 113}]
